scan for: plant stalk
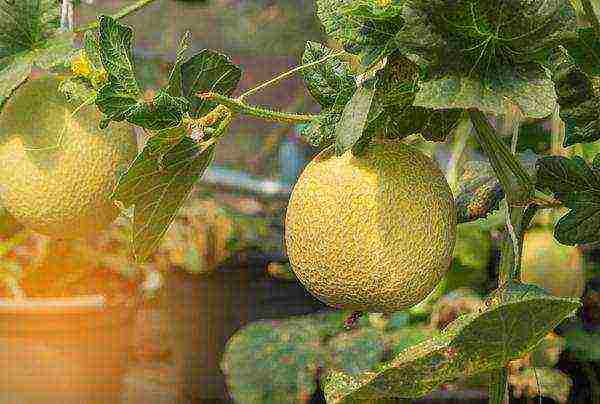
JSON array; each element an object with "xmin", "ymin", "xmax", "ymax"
[
  {"xmin": 468, "ymin": 109, "xmax": 534, "ymax": 205},
  {"xmin": 480, "ymin": 105, "xmax": 531, "ymax": 404},
  {"xmin": 74, "ymin": 0, "xmax": 159, "ymax": 33},
  {"xmin": 488, "ymin": 367, "xmax": 509, "ymax": 404},
  {"xmin": 198, "ymin": 92, "xmax": 316, "ymax": 124}
]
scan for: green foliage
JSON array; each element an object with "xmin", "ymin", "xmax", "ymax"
[
  {"xmin": 111, "ymin": 139, "xmax": 216, "ymax": 262},
  {"xmin": 94, "ymin": 16, "xmax": 190, "ymax": 131},
  {"xmin": 414, "ymin": 64, "xmax": 558, "ymax": 119},
  {"xmin": 334, "ymin": 75, "xmax": 378, "ymax": 155},
  {"xmin": 321, "ymin": 283, "xmax": 579, "ymax": 402},
  {"xmin": 300, "ymin": 41, "xmax": 356, "ymax": 111},
  {"xmin": 549, "ymin": 45, "xmax": 600, "ymax": 145},
  {"xmin": 180, "ymin": 48, "xmax": 242, "ymax": 119},
  {"xmin": 0, "ymin": 1, "xmax": 76, "ymax": 111},
  {"xmin": 392, "ymin": 0, "xmax": 577, "ymax": 118},
  {"xmin": 315, "ymin": 0, "xmax": 404, "ymax": 70},
  {"xmin": 301, "ymin": 44, "xmax": 463, "ymax": 152},
  {"xmin": 0, "ymin": 0, "xmax": 60, "ymax": 58},
  {"xmin": 536, "ymin": 154, "xmax": 600, "ymax": 245},
  {"xmin": 221, "ymin": 309, "xmax": 432, "ymax": 404},
  {"xmin": 221, "ymin": 318, "xmax": 324, "ymax": 404}
]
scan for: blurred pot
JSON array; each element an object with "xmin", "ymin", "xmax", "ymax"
[
  {"xmin": 165, "ymin": 257, "xmax": 329, "ymax": 402},
  {"xmin": 0, "ymin": 292, "xmax": 140, "ymax": 403}
]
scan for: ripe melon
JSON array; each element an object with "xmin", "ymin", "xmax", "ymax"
[
  {"xmin": 0, "ymin": 74, "xmax": 137, "ymax": 239},
  {"xmin": 284, "ymin": 140, "xmax": 457, "ymax": 313}
]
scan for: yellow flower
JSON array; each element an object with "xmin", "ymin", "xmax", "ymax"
[{"xmin": 70, "ymin": 51, "xmax": 93, "ymax": 78}]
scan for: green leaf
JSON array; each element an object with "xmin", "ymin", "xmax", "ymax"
[
  {"xmin": 300, "ymin": 41, "xmax": 356, "ymax": 109},
  {"xmin": 536, "ymin": 155, "xmax": 600, "ymax": 245},
  {"xmin": 0, "ymin": 0, "xmax": 60, "ymax": 59},
  {"xmin": 548, "ymin": 45, "xmax": 600, "ymax": 146},
  {"xmin": 322, "ymin": 283, "xmax": 580, "ymax": 402},
  {"xmin": 561, "ymin": 27, "xmax": 600, "ymax": 77},
  {"xmin": 299, "ymin": 107, "xmax": 343, "ymax": 148},
  {"xmin": 181, "ymin": 49, "xmax": 242, "ymax": 118},
  {"xmin": 396, "ymin": 0, "xmax": 577, "ymax": 75},
  {"xmin": 96, "ymin": 84, "xmax": 188, "ymax": 130},
  {"xmin": 334, "ymin": 74, "xmax": 377, "ymax": 155},
  {"xmin": 111, "ymin": 138, "xmax": 216, "ymax": 262},
  {"xmin": 222, "ymin": 317, "xmax": 324, "ymax": 404},
  {"xmin": 97, "ymin": 15, "xmax": 140, "ymax": 97},
  {"xmin": 455, "ymin": 152, "xmax": 538, "ymax": 223},
  {"xmin": 166, "ymin": 31, "xmax": 192, "ymax": 98},
  {"xmin": 83, "ymin": 30, "xmax": 102, "ymax": 70},
  {"xmin": 147, "ymin": 124, "xmax": 188, "ymax": 157},
  {"xmin": 315, "ymin": 0, "xmax": 404, "ymax": 70},
  {"xmin": 415, "ymin": 64, "xmax": 557, "ymax": 119},
  {"xmin": 326, "ymin": 328, "xmax": 386, "ymax": 377}
]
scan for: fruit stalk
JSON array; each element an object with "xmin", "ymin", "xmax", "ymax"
[
  {"xmin": 468, "ymin": 109, "xmax": 534, "ymax": 205},
  {"xmin": 198, "ymin": 92, "xmax": 316, "ymax": 124},
  {"xmin": 471, "ymin": 106, "xmax": 534, "ymax": 404},
  {"xmin": 488, "ymin": 367, "xmax": 509, "ymax": 404}
]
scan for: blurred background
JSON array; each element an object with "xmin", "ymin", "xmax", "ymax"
[{"xmin": 0, "ymin": 0, "xmax": 599, "ymax": 403}]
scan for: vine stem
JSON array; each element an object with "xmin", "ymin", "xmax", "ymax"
[
  {"xmin": 73, "ymin": 0, "xmax": 159, "ymax": 33},
  {"xmin": 582, "ymin": 0, "xmax": 600, "ymax": 40},
  {"xmin": 198, "ymin": 92, "xmax": 316, "ymax": 124},
  {"xmin": 198, "ymin": 50, "xmax": 348, "ymax": 123},
  {"xmin": 239, "ymin": 50, "xmax": 346, "ymax": 101},
  {"xmin": 472, "ymin": 104, "xmax": 531, "ymax": 404}
]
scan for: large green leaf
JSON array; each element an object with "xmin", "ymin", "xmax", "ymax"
[
  {"xmin": 181, "ymin": 49, "xmax": 242, "ymax": 118},
  {"xmin": 415, "ymin": 64, "xmax": 557, "ymax": 119},
  {"xmin": 334, "ymin": 75, "xmax": 377, "ymax": 155},
  {"xmin": 94, "ymin": 16, "xmax": 189, "ymax": 131},
  {"xmin": 300, "ymin": 41, "xmax": 356, "ymax": 110},
  {"xmin": 396, "ymin": 0, "xmax": 576, "ymax": 71},
  {"xmin": 221, "ymin": 317, "xmax": 325, "ymax": 404},
  {"xmin": 0, "ymin": 1, "xmax": 75, "ymax": 112},
  {"xmin": 560, "ymin": 26, "xmax": 600, "ymax": 77},
  {"xmin": 111, "ymin": 137, "xmax": 216, "ymax": 262},
  {"xmin": 315, "ymin": 0, "xmax": 404, "ymax": 70},
  {"xmin": 322, "ymin": 283, "xmax": 580, "ymax": 402},
  {"xmin": 97, "ymin": 15, "xmax": 140, "ymax": 96},
  {"xmin": 0, "ymin": 0, "xmax": 60, "ymax": 59},
  {"xmin": 548, "ymin": 45, "xmax": 600, "ymax": 146},
  {"xmin": 166, "ymin": 31, "xmax": 192, "ymax": 99},
  {"xmin": 0, "ymin": 56, "xmax": 32, "ymax": 112},
  {"xmin": 536, "ymin": 154, "xmax": 600, "ymax": 245},
  {"xmin": 299, "ymin": 108, "xmax": 342, "ymax": 148},
  {"xmin": 362, "ymin": 52, "xmax": 463, "ymax": 142},
  {"xmin": 394, "ymin": 0, "xmax": 575, "ymax": 118}
]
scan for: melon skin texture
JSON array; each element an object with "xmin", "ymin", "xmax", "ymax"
[
  {"xmin": 0, "ymin": 75, "xmax": 137, "ymax": 239},
  {"xmin": 285, "ymin": 141, "xmax": 457, "ymax": 313},
  {"xmin": 521, "ymin": 230, "xmax": 585, "ymax": 298}
]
